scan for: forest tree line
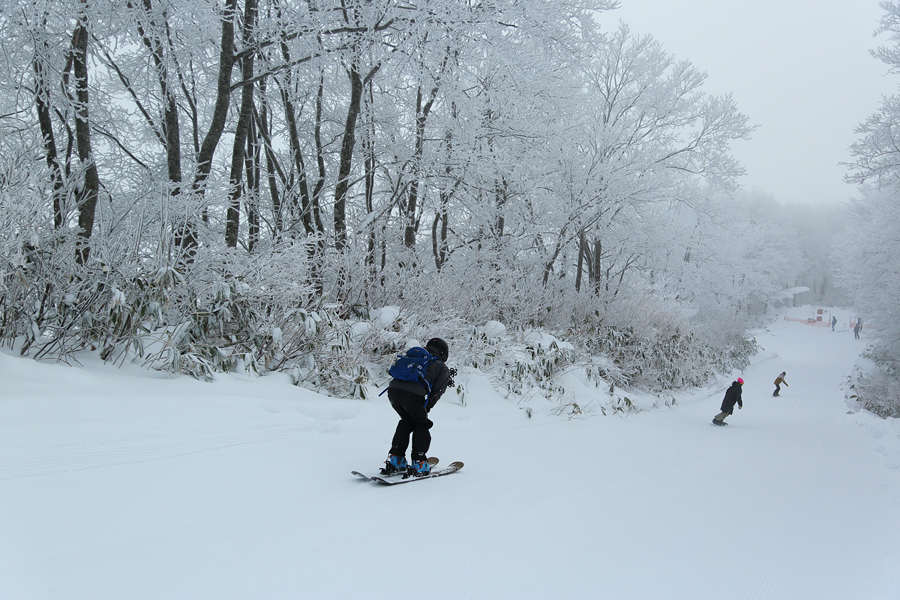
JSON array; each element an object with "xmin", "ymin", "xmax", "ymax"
[
  {"xmin": 839, "ymin": 0, "xmax": 900, "ymax": 417},
  {"xmin": 0, "ymin": 0, "xmax": 829, "ymax": 395}
]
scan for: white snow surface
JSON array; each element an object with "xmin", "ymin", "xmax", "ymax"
[{"xmin": 2, "ymin": 307, "xmax": 900, "ymax": 599}]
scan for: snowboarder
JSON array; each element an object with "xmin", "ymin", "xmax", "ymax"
[
  {"xmin": 773, "ymin": 372, "xmax": 788, "ymax": 397},
  {"xmin": 854, "ymin": 319, "xmax": 863, "ymax": 339},
  {"xmin": 384, "ymin": 338, "xmax": 451, "ymax": 476},
  {"xmin": 831, "ymin": 315, "xmax": 837, "ymax": 331},
  {"xmin": 712, "ymin": 378, "xmax": 743, "ymax": 425}
]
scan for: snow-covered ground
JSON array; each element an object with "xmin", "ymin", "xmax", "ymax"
[{"xmin": 2, "ymin": 307, "xmax": 899, "ymax": 599}]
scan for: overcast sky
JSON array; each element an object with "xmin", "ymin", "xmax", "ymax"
[{"xmin": 597, "ymin": 0, "xmax": 897, "ymax": 205}]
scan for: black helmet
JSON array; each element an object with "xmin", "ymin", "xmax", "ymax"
[{"xmin": 426, "ymin": 337, "xmax": 449, "ymax": 361}]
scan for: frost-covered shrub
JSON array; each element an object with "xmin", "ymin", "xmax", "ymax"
[
  {"xmin": 566, "ymin": 293, "xmax": 754, "ymax": 392},
  {"xmin": 835, "ymin": 188, "xmax": 900, "ymax": 419},
  {"xmin": 499, "ymin": 338, "xmax": 575, "ymax": 398},
  {"xmin": 343, "ymin": 277, "xmax": 757, "ymax": 410},
  {"xmin": 582, "ymin": 324, "xmax": 713, "ymax": 391},
  {"xmin": 1, "ymin": 225, "xmax": 325, "ymax": 379},
  {"xmin": 141, "ymin": 241, "xmax": 323, "ymax": 377},
  {"xmin": 0, "ymin": 155, "xmax": 79, "ymax": 353},
  {"xmin": 849, "ymin": 347, "xmax": 900, "ymax": 418}
]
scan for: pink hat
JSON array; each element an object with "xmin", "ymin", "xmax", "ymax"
[{"xmin": 737, "ymin": 377, "xmax": 744, "ymax": 385}]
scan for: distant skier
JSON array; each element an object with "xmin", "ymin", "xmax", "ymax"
[
  {"xmin": 831, "ymin": 315, "xmax": 837, "ymax": 331},
  {"xmin": 773, "ymin": 372, "xmax": 788, "ymax": 397},
  {"xmin": 854, "ymin": 319, "xmax": 863, "ymax": 339},
  {"xmin": 384, "ymin": 338, "xmax": 451, "ymax": 476},
  {"xmin": 712, "ymin": 378, "xmax": 743, "ymax": 426}
]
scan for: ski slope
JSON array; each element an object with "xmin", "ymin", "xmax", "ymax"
[{"xmin": 2, "ymin": 308, "xmax": 899, "ymax": 599}]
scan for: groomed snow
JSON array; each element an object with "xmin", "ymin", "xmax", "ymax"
[{"xmin": 2, "ymin": 307, "xmax": 899, "ymax": 599}]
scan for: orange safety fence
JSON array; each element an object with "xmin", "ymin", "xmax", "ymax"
[
  {"xmin": 784, "ymin": 316, "xmax": 830, "ymax": 327},
  {"xmin": 783, "ymin": 315, "xmax": 873, "ymax": 329}
]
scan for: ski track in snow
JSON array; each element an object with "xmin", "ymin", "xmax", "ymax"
[
  {"xmin": 2, "ymin": 308, "xmax": 900, "ymax": 599},
  {"xmin": 0, "ymin": 426, "xmax": 303, "ymax": 481}
]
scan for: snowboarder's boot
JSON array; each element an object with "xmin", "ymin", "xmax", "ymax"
[
  {"xmin": 712, "ymin": 418, "xmax": 727, "ymax": 426},
  {"xmin": 411, "ymin": 459, "xmax": 432, "ymax": 476},
  {"xmin": 381, "ymin": 454, "xmax": 408, "ymax": 475}
]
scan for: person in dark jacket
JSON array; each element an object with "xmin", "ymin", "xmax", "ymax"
[
  {"xmin": 385, "ymin": 338, "xmax": 451, "ymax": 475},
  {"xmin": 712, "ymin": 378, "xmax": 743, "ymax": 425}
]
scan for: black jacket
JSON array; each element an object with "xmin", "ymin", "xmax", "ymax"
[
  {"xmin": 720, "ymin": 381, "xmax": 743, "ymax": 413},
  {"xmin": 387, "ymin": 345, "xmax": 450, "ymax": 412}
]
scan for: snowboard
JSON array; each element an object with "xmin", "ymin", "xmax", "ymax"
[
  {"xmin": 351, "ymin": 456, "xmax": 438, "ymax": 482},
  {"xmin": 352, "ymin": 459, "xmax": 464, "ymax": 485},
  {"xmin": 711, "ymin": 419, "xmax": 728, "ymax": 426}
]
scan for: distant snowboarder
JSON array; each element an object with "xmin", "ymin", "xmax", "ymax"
[
  {"xmin": 383, "ymin": 338, "xmax": 451, "ymax": 476},
  {"xmin": 854, "ymin": 319, "xmax": 863, "ymax": 339},
  {"xmin": 773, "ymin": 372, "xmax": 788, "ymax": 397},
  {"xmin": 831, "ymin": 315, "xmax": 837, "ymax": 331},
  {"xmin": 712, "ymin": 378, "xmax": 743, "ymax": 426}
]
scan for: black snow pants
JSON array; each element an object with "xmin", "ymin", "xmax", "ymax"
[{"xmin": 388, "ymin": 388, "xmax": 433, "ymax": 461}]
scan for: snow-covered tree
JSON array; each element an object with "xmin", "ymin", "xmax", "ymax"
[
  {"xmin": 839, "ymin": 0, "xmax": 900, "ymax": 416},
  {"xmin": 0, "ymin": 0, "xmax": 792, "ymax": 396}
]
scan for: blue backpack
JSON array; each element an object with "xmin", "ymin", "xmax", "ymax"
[{"xmin": 388, "ymin": 347, "xmax": 437, "ymax": 394}]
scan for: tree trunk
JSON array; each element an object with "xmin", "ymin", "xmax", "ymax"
[
  {"xmin": 136, "ymin": 0, "xmax": 185, "ymax": 259},
  {"xmin": 279, "ymin": 88, "xmax": 314, "ymax": 236},
  {"xmin": 364, "ymin": 79, "xmax": 377, "ymax": 288},
  {"xmin": 431, "ymin": 198, "xmax": 449, "ymax": 271},
  {"xmin": 194, "ymin": 0, "xmax": 237, "ymax": 189},
  {"xmin": 575, "ymin": 230, "xmax": 586, "ymax": 292},
  {"xmin": 32, "ymin": 43, "xmax": 65, "ymax": 230},
  {"xmin": 185, "ymin": 0, "xmax": 237, "ymax": 250},
  {"xmin": 245, "ymin": 113, "xmax": 261, "ymax": 251},
  {"xmin": 304, "ymin": 71, "xmax": 328, "ymax": 296},
  {"xmin": 256, "ymin": 82, "xmax": 284, "ymax": 238},
  {"xmin": 333, "ymin": 63, "xmax": 364, "ymax": 254},
  {"xmin": 431, "ymin": 107, "xmax": 458, "ymax": 272},
  {"xmin": 311, "ymin": 71, "xmax": 326, "ymax": 235},
  {"xmin": 225, "ymin": 0, "xmax": 258, "ymax": 248},
  {"xmin": 71, "ymin": 5, "xmax": 100, "ymax": 265},
  {"xmin": 138, "ymin": 0, "xmax": 182, "ymax": 190},
  {"xmin": 333, "ymin": 59, "xmax": 379, "ymax": 255},
  {"xmin": 404, "ymin": 85, "xmax": 437, "ymax": 249},
  {"xmin": 590, "ymin": 237, "xmax": 602, "ymax": 292}
]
